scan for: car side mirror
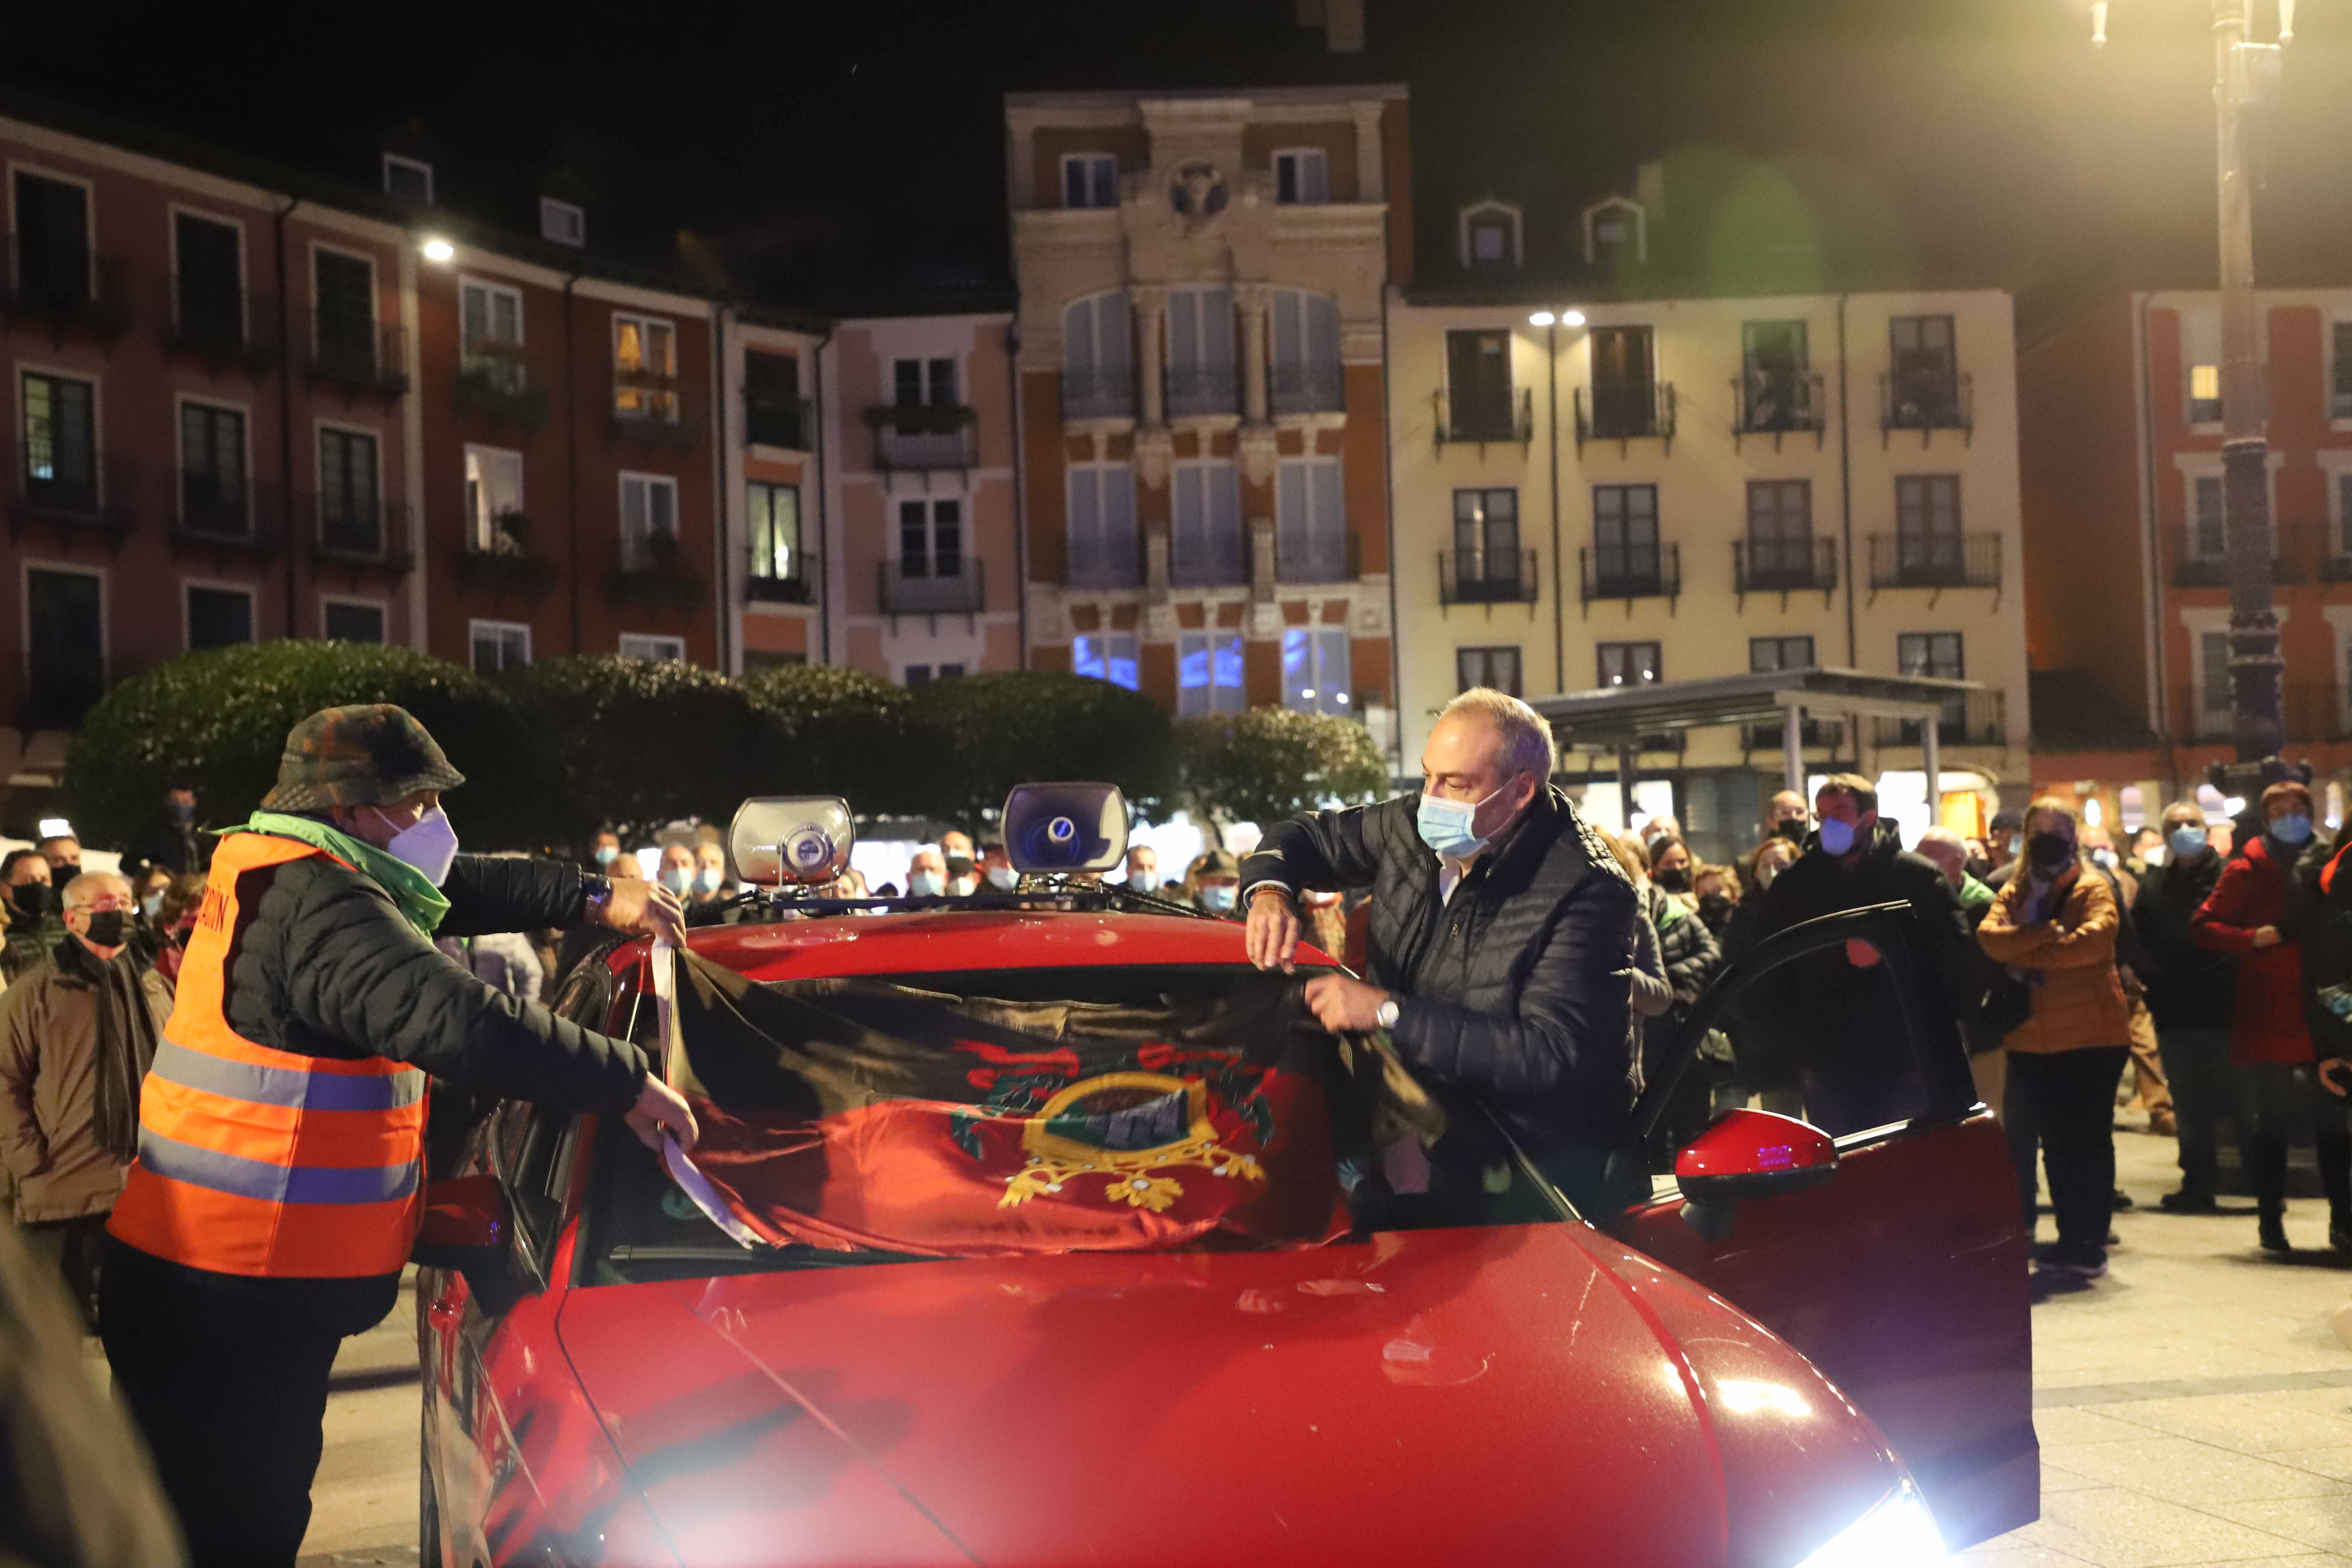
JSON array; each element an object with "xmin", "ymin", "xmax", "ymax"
[{"xmin": 1674, "ymin": 1109, "xmax": 1839, "ymax": 1241}]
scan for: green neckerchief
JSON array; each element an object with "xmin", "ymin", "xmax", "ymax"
[
  {"xmin": 231, "ymin": 810, "xmax": 451, "ymax": 937},
  {"xmin": 1957, "ymin": 873, "xmax": 1997, "ymax": 911},
  {"xmin": 1650, "ymin": 885, "xmax": 1687, "ymax": 931}
]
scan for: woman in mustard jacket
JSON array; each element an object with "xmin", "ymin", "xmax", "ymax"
[{"xmin": 1978, "ymin": 797, "xmax": 2132, "ymax": 1278}]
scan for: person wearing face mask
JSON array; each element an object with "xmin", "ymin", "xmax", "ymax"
[
  {"xmin": 37, "ymin": 835, "xmax": 81, "ymax": 882},
  {"xmin": 655, "ymin": 842, "xmax": 698, "ymax": 900},
  {"xmin": 944, "ymin": 853, "xmax": 981, "ymax": 898},
  {"xmin": 2134, "ymin": 801, "xmax": 2244, "ymax": 1214},
  {"xmin": 1765, "ymin": 790, "xmax": 1810, "ymax": 845},
  {"xmin": 2075, "ymin": 825, "xmax": 2174, "ymax": 1144},
  {"xmin": 122, "ymin": 786, "xmax": 210, "ymax": 895},
  {"xmin": 1193, "ymin": 850, "xmax": 1242, "ymax": 916},
  {"xmin": 0, "ymin": 872, "xmax": 173, "ymax": 1329},
  {"xmin": 1122, "ymin": 845, "xmax": 1161, "ymax": 897},
  {"xmin": 1977, "ymin": 799, "xmax": 2133, "ymax": 1278},
  {"xmin": 149, "ymin": 873, "xmax": 208, "ymax": 991},
  {"xmin": 1647, "ymin": 836, "xmax": 1697, "ymax": 910},
  {"xmin": 979, "ymin": 841, "xmax": 1020, "ymax": 894},
  {"xmin": 905, "ymin": 847, "xmax": 950, "ymax": 900},
  {"xmin": 1916, "ymin": 826, "xmax": 2009, "ymax": 1116},
  {"xmin": 1743, "ymin": 775, "xmax": 1978, "ymax": 1135},
  {"xmin": 1238, "ymin": 688, "xmax": 1639, "ymax": 1216},
  {"xmin": 96, "ymin": 704, "xmax": 699, "ymax": 1565},
  {"xmin": 1, "ymin": 849, "xmax": 62, "ymax": 983},
  {"xmin": 2193, "ymin": 780, "xmax": 2345, "ymax": 1254},
  {"xmin": 586, "ymin": 829, "xmax": 625, "ymax": 874}
]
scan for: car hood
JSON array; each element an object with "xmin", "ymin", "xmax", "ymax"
[{"xmin": 559, "ymin": 1222, "xmax": 1894, "ymax": 1568}]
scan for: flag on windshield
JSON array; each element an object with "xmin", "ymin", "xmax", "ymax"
[{"xmin": 662, "ymin": 951, "xmax": 1366, "ymax": 1256}]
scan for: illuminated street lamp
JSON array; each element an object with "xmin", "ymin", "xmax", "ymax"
[
  {"xmin": 420, "ymin": 236, "xmax": 456, "ymax": 264},
  {"xmin": 2099, "ymin": 1, "xmax": 2302, "ymax": 797}
]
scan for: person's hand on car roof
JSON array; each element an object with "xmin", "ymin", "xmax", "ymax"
[
  {"xmin": 599, "ymin": 876, "xmax": 687, "ymax": 946},
  {"xmin": 1246, "ymin": 887, "xmax": 1300, "ymax": 972}
]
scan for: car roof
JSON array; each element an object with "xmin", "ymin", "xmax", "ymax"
[{"xmin": 680, "ymin": 906, "xmax": 1305, "ymax": 983}]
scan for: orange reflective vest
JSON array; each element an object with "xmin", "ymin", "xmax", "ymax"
[{"xmin": 109, "ymin": 832, "xmax": 428, "ymax": 1278}]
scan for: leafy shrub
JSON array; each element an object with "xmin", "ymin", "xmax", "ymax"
[
  {"xmin": 1174, "ymin": 707, "xmax": 1390, "ymax": 831},
  {"xmin": 495, "ymin": 655, "xmax": 763, "ymax": 844},
  {"xmin": 63, "ymin": 642, "xmax": 547, "ymax": 850},
  {"xmin": 740, "ymin": 664, "xmax": 936, "ymax": 818},
  {"xmin": 906, "ymin": 671, "xmax": 1175, "ymax": 831}
]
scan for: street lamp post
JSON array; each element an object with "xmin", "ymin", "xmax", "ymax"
[{"xmin": 2098, "ymin": 0, "xmax": 2302, "ymax": 802}]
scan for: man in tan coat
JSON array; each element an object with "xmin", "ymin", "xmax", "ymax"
[
  {"xmin": 1978, "ymin": 798, "xmax": 2132, "ymax": 1280},
  {"xmin": 0, "ymin": 871, "xmax": 172, "ymax": 1326}
]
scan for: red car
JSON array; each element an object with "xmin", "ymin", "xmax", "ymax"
[{"xmin": 415, "ymin": 819, "xmax": 2032, "ymax": 1567}]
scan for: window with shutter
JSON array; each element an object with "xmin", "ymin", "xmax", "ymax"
[{"xmin": 1277, "ymin": 456, "xmax": 1347, "ymax": 583}]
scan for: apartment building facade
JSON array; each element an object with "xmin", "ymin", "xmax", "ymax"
[
  {"xmin": 1006, "ymin": 86, "xmax": 1411, "ymax": 753},
  {"xmin": 1, "ymin": 107, "xmax": 432, "ymax": 802},
  {"xmin": 2021, "ymin": 288, "xmax": 2352, "ymax": 827},
  {"xmin": 1392, "ymin": 208, "xmax": 2029, "ymax": 852},
  {"xmin": 722, "ymin": 306, "xmax": 827, "ymax": 672}
]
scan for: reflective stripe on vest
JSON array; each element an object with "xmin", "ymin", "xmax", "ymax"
[{"xmin": 108, "ymin": 831, "xmax": 430, "ymax": 1279}]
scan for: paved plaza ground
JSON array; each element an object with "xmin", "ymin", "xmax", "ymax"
[{"xmin": 281, "ymin": 1121, "xmax": 2352, "ymax": 1567}]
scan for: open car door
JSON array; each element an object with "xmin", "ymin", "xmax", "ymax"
[{"xmin": 1603, "ymin": 903, "xmax": 2036, "ymax": 1551}]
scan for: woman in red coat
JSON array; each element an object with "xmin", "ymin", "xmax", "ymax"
[{"xmin": 2191, "ymin": 780, "xmax": 2350, "ymax": 1254}]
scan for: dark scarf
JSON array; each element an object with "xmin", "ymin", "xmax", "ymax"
[{"xmin": 56, "ymin": 933, "xmax": 163, "ymax": 1163}]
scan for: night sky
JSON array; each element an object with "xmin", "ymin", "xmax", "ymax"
[{"xmin": 10, "ymin": 0, "xmax": 2348, "ymax": 319}]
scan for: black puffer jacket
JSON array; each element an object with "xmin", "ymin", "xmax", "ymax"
[
  {"xmin": 2133, "ymin": 848, "xmax": 2234, "ymax": 1031},
  {"xmin": 219, "ymin": 841, "xmax": 648, "ymax": 1112},
  {"xmin": 1239, "ymin": 788, "xmax": 1638, "ymax": 1157}
]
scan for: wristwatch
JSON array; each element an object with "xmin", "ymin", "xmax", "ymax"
[
  {"xmin": 581, "ymin": 872, "xmax": 614, "ymax": 920},
  {"xmin": 1375, "ymin": 998, "xmax": 1401, "ymax": 1030}
]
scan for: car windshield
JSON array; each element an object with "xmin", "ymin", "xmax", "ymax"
[{"xmin": 581, "ymin": 961, "xmax": 1568, "ymax": 1285}]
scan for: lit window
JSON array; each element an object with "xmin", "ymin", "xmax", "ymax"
[
  {"xmin": 1282, "ymin": 628, "xmax": 1350, "ymax": 715},
  {"xmin": 613, "ymin": 314, "xmax": 678, "ymax": 420},
  {"xmin": 1073, "ymin": 633, "xmax": 1140, "ymax": 691},
  {"xmin": 1178, "ymin": 631, "xmax": 1245, "ymax": 716},
  {"xmin": 2189, "ymin": 362, "xmax": 2222, "ymax": 424}
]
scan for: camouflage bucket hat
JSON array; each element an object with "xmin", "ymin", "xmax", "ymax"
[{"xmin": 260, "ymin": 704, "xmax": 467, "ymax": 811}]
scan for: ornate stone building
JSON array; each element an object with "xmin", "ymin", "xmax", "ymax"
[{"xmin": 1006, "ymin": 86, "xmax": 1411, "ymax": 761}]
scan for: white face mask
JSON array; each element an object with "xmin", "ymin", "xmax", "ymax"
[{"xmin": 372, "ymin": 805, "xmax": 459, "ymax": 887}]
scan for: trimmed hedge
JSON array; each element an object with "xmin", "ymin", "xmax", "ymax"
[
  {"xmin": 741, "ymin": 664, "xmax": 936, "ymax": 818},
  {"xmin": 1174, "ymin": 707, "xmax": 1390, "ymax": 831},
  {"xmin": 908, "ymin": 671, "xmax": 1176, "ymax": 831},
  {"xmin": 62, "ymin": 642, "xmax": 549, "ymax": 850}
]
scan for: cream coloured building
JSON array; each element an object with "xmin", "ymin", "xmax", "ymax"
[{"xmin": 1389, "ymin": 245, "xmax": 2029, "ymax": 854}]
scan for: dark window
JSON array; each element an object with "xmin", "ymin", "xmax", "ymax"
[
  {"xmin": 1274, "ymin": 149, "xmax": 1329, "ymax": 205},
  {"xmin": 742, "ymin": 650, "xmax": 807, "ymax": 674},
  {"xmin": 1062, "ymin": 154, "xmax": 1118, "ymax": 210},
  {"xmin": 324, "ymin": 601, "xmax": 385, "ymax": 643},
  {"xmin": 1588, "ymin": 326, "xmax": 1656, "ymax": 438},
  {"xmin": 893, "ymin": 357, "xmax": 957, "ymax": 409},
  {"xmin": 12, "ymin": 173, "xmax": 90, "ymax": 311},
  {"xmin": 20, "ymin": 372, "xmax": 95, "ymax": 509},
  {"xmin": 26, "ymin": 568, "xmax": 102, "ymax": 725},
  {"xmin": 1897, "ymin": 631, "xmax": 1966, "ymax": 734},
  {"xmin": 2333, "ymin": 322, "xmax": 2352, "ymax": 419},
  {"xmin": 898, "ymin": 498, "xmax": 961, "ymax": 579},
  {"xmin": 2339, "ymin": 472, "xmax": 2352, "ymax": 557},
  {"xmin": 2200, "ymin": 631, "xmax": 2233, "ymax": 717},
  {"xmin": 1466, "ymin": 211, "xmax": 1516, "ymax": 267},
  {"xmin": 318, "ymin": 429, "xmax": 381, "ymax": 551},
  {"xmin": 749, "ymin": 482, "xmax": 801, "ymax": 584},
  {"xmin": 744, "ymin": 351, "xmax": 802, "ymax": 447},
  {"xmin": 470, "ymin": 622, "xmax": 528, "ymax": 672},
  {"xmin": 2193, "ymin": 475, "xmax": 2226, "ymax": 559},
  {"xmin": 173, "ymin": 213, "xmax": 243, "ymax": 345},
  {"xmin": 1890, "ymin": 315, "xmax": 1958, "ymax": 422},
  {"xmin": 905, "ymin": 664, "xmax": 932, "ymax": 687},
  {"xmin": 1453, "ymin": 488, "xmax": 1520, "ymax": 585},
  {"xmin": 187, "ymin": 586, "xmax": 253, "ymax": 649},
  {"xmin": 381, "ymin": 155, "xmax": 433, "ymax": 203},
  {"xmin": 313, "ymin": 250, "xmax": 376, "ymax": 369},
  {"xmin": 1750, "ymin": 635, "xmax": 1816, "ymax": 673},
  {"xmin": 1745, "ymin": 479, "xmax": 1813, "ymax": 581},
  {"xmin": 1457, "ymin": 646, "xmax": 1522, "ymax": 697},
  {"xmin": 180, "ymin": 403, "xmax": 247, "ymax": 533},
  {"xmin": 1894, "ymin": 475, "xmax": 1962, "ymax": 575},
  {"xmin": 1741, "ymin": 320, "xmax": 1811, "ymax": 430},
  {"xmin": 1593, "ymin": 483, "xmax": 1660, "ymax": 588},
  {"xmin": 1598, "ymin": 641, "xmax": 1662, "ymax": 688},
  {"xmin": 1445, "ymin": 330, "xmax": 1514, "ymax": 439}
]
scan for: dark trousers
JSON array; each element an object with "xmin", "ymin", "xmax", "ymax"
[
  {"xmin": 2156, "ymin": 1024, "xmax": 2248, "ymax": 1201},
  {"xmin": 2243, "ymin": 1062, "xmax": 2352, "ymax": 1222},
  {"xmin": 2005, "ymin": 1046, "xmax": 2130, "ymax": 1252},
  {"xmin": 99, "ymin": 1239, "xmax": 347, "ymax": 1568},
  {"xmin": 19, "ymin": 1212, "xmax": 110, "ymax": 1331}
]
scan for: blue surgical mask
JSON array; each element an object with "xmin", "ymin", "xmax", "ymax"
[
  {"xmin": 658, "ymin": 865, "xmax": 693, "ymax": 896},
  {"xmin": 985, "ymin": 865, "xmax": 1018, "ymax": 892},
  {"xmin": 1128, "ymin": 871, "xmax": 1159, "ymax": 895},
  {"xmin": 2090, "ymin": 848, "xmax": 2117, "ymax": 870},
  {"xmin": 2168, "ymin": 824, "xmax": 2209, "ymax": 859},
  {"xmin": 1416, "ymin": 784, "xmax": 1506, "ymax": 861},
  {"xmin": 908, "ymin": 870, "xmax": 945, "ymax": 898},
  {"xmin": 2007, "ymin": 833, "xmax": 2023, "ymax": 858},
  {"xmin": 1817, "ymin": 816, "xmax": 1857, "ymax": 856},
  {"xmin": 2271, "ymin": 813, "xmax": 2313, "ymax": 846},
  {"xmin": 694, "ymin": 867, "xmax": 724, "ymax": 894},
  {"xmin": 594, "ymin": 844, "xmax": 620, "ymax": 867},
  {"xmin": 1198, "ymin": 884, "xmax": 1237, "ymax": 914},
  {"xmin": 141, "ymin": 892, "xmax": 164, "ymax": 920}
]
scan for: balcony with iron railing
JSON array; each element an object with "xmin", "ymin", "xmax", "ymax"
[
  {"xmin": 173, "ymin": 471, "xmax": 285, "ymax": 554},
  {"xmin": 454, "ymin": 512, "xmax": 559, "ymax": 596},
  {"xmin": 2176, "ymin": 683, "xmax": 2352, "ymax": 745},
  {"xmin": 608, "ymin": 531, "xmax": 703, "ymax": 606},
  {"xmin": 746, "ymin": 558, "xmax": 816, "ymax": 605},
  {"xmin": 1867, "ymin": 532, "xmax": 2002, "ymax": 595},
  {"xmin": 1271, "ymin": 361, "xmax": 1345, "ymax": 416},
  {"xmin": 310, "ymin": 498, "xmax": 414, "ymax": 571},
  {"xmin": 744, "ymin": 393, "xmax": 813, "ymax": 452},
  {"xmin": 611, "ymin": 371, "xmax": 698, "ymax": 447},
  {"xmin": 307, "ymin": 321, "xmax": 410, "ymax": 398},
  {"xmin": 2, "ymin": 234, "xmax": 130, "ymax": 342},
  {"xmin": 1165, "ymin": 364, "xmax": 1240, "ymax": 420},
  {"xmin": 1870, "ymin": 689, "xmax": 2007, "ymax": 749},
  {"xmin": 1741, "ymin": 716, "xmax": 1847, "ymax": 753},
  {"xmin": 878, "ymin": 555, "xmax": 985, "ymax": 618},
  {"xmin": 1439, "ymin": 549, "xmax": 1538, "ymax": 607},
  {"xmin": 1432, "ymin": 386, "xmax": 1533, "ymax": 450},
  {"xmin": 1733, "ymin": 537, "xmax": 1838, "ymax": 599},
  {"xmin": 1580, "ymin": 541, "xmax": 1680, "ymax": 605},
  {"xmin": 1060, "ymin": 366, "xmax": 1135, "ymax": 423},
  {"xmin": 2168, "ymin": 521, "xmax": 2312, "ymax": 588},
  {"xmin": 456, "ymin": 342, "xmax": 550, "ymax": 428},
  {"xmin": 162, "ymin": 280, "xmax": 282, "ymax": 371},
  {"xmin": 1167, "ymin": 525, "xmax": 1249, "ymax": 590},
  {"xmin": 1276, "ymin": 529, "xmax": 1359, "ymax": 585},
  {"xmin": 865, "ymin": 403, "xmax": 977, "ymax": 470},
  {"xmin": 1731, "ymin": 368, "xmax": 1825, "ymax": 447},
  {"xmin": 1880, "ymin": 368, "xmax": 1972, "ymax": 443},
  {"xmin": 1574, "ymin": 380, "xmax": 1677, "ymax": 453},
  {"xmin": 6, "ymin": 446, "xmax": 137, "ymax": 543}
]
